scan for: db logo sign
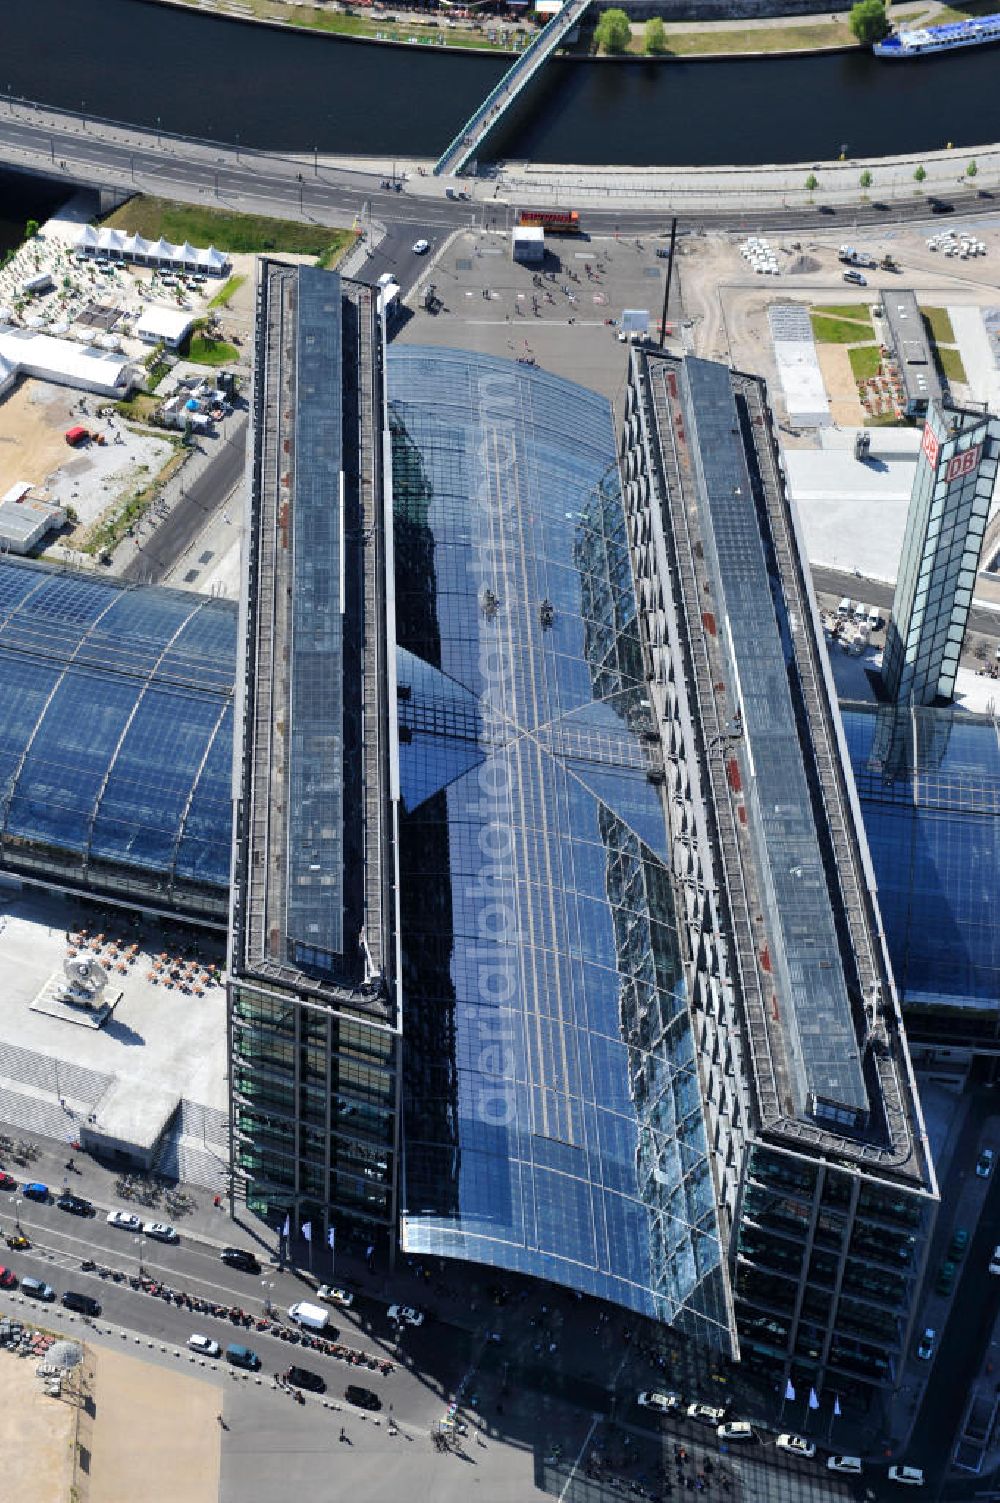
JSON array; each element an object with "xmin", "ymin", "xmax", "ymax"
[
  {"xmin": 921, "ymin": 424, "xmax": 939, "ymax": 468},
  {"xmin": 944, "ymin": 444, "xmax": 982, "ymax": 483}
]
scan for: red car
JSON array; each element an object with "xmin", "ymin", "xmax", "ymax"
[
  {"xmin": 0, "ymin": 1266, "xmax": 17, "ymax": 1290},
  {"xmin": 0, "ymin": 1172, "xmax": 15, "ymax": 1191}
]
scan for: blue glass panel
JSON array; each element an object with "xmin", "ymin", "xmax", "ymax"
[{"xmin": 390, "ymin": 348, "xmax": 727, "ymax": 1344}]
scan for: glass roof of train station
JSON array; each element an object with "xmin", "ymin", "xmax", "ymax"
[
  {"xmin": 841, "ymin": 701, "xmax": 1000, "ymax": 1015},
  {"xmin": 388, "ymin": 347, "xmax": 733, "ymax": 1347},
  {"xmin": 0, "ymin": 558, "xmax": 234, "ymax": 908}
]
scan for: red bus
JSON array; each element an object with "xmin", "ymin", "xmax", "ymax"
[{"xmin": 517, "ymin": 208, "xmax": 581, "ymax": 235}]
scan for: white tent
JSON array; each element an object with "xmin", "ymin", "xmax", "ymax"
[{"xmin": 74, "ymin": 227, "xmax": 230, "ymax": 276}]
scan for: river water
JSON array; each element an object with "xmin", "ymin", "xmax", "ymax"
[{"xmin": 3, "ymin": 0, "xmax": 1000, "ymax": 166}]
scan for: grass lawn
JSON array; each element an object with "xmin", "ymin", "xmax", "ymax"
[
  {"xmin": 921, "ymin": 306, "xmax": 956, "ymax": 345},
  {"xmin": 811, "ymin": 314, "xmax": 875, "ymax": 344},
  {"xmin": 187, "ymin": 335, "xmax": 240, "ymax": 367},
  {"xmin": 621, "ymin": 18, "xmax": 857, "ymax": 53},
  {"xmin": 938, "ymin": 345, "xmax": 968, "ymax": 383},
  {"xmin": 849, "ymin": 345, "xmax": 882, "ymax": 381},
  {"xmin": 208, "ymin": 274, "xmax": 246, "ymax": 309},
  {"xmin": 103, "ymin": 197, "xmax": 355, "ymax": 262},
  {"xmin": 865, "ymin": 412, "xmax": 911, "ymax": 428},
  {"xmin": 811, "ymin": 305, "xmax": 872, "ymax": 324}
]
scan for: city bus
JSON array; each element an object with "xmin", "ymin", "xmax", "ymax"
[{"xmin": 517, "ymin": 208, "xmax": 581, "ymax": 235}]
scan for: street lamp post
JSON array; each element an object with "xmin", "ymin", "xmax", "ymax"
[
  {"xmin": 10, "ymin": 1195, "xmax": 21, "ymax": 1232},
  {"xmin": 81, "ymin": 101, "xmax": 86, "ymax": 132},
  {"xmin": 314, "ymin": 144, "xmax": 318, "ymax": 177},
  {"xmin": 235, "ymin": 131, "xmax": 240, "ymax": 163},
  {"xmin": 261, "ymin": 1280, "xmax": 274, "ymax": 1319},
  {"xmin": 135, "ymin": 1236, "xmax": 145, "ymax": 1277},
  {"xmin": 156, "ymin": 115, "xmax": 161, "ymax": 149}
]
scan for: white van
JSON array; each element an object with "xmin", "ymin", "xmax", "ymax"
[
  {"xmin": 827, "ymin": 1456, "xmax": 863, "ymax": 1474},
  {"xmin": 838, "ymin": 597, "xmax": 852, "ymax": 617},
  {"xmin": 288, "ymin": 1301, "xmax": 330, "ymax": 1332}
]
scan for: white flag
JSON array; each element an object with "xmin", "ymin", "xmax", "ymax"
[
  {"xmin": 327, "ymin": 1227, "xmax": 336, "ymax": 1251},
  {"xmin": 784, "ymin": 1378, "xmax": 796, "ymax": 1401},
  {"xmin": 302, "ymin": 1220, "xmax": 312, "ymax": 1243},
  {"xmin": 808, "ymin": 1387, "xmax": 820, "ymax": 1410},
  {"xmin": 281, "ymin": 1214, "xmax": 290, "ymax": 1238}
]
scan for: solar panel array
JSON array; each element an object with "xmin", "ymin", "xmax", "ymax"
[
  {"xmin": 682, "ymin": 358, "xmax": 867, "ymax": 1117},
  {"xmin": 285, "ymin": 268, "xmax": 345, "ymax": 969}
]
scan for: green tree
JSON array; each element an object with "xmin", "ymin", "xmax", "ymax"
[
  {"xmin": 594, "ymin": 7, "xmax": 631, "ymax": 53},
  {"xmin": 644, "ymin": 16, "xmax": 667, "ymax": 52},
  {"xmin": 849, "ymin": 0, "xmax": 890, "ymax": 44},
  {"xmin": 967, "ymin": 159, "xmax": 978, "ymax": 178},
  {"xmin": 913, "ymin": 164, "xmax": 927, "ymax": 184},
  {"xmin": 859, "ymin": 168, "xmax": 873, "ymax": 190},
  {"xmin": 805, "ymin": 173, "xmax": 819, "ymax": 193},
  {"xmin": 24, "ymin": 218, "xmax": 39, "ymax": 239}
]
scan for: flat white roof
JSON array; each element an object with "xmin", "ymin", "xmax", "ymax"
[
  {"xmin": 135, "ymin": 305, "xmax": 196, "ymax": 344},
  {"xmin": 0, "ymin": 325, "xmax": 131, "ymax": 395},
  {"xmin": 512, "ymin": 226, "xmax": 545, "ymax": 242}
]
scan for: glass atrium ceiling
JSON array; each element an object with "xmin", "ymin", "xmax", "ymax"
[
  {"xmin": 389, "ymin": 347, "xmax": 733, "ymax": 1348},
  {"xmin": 0, "ymin": 558, "xmax": 234, "ymax": 912},
  {"xmin": 842, "ymin": 701, "xmax": 1000, "ymax": 1014}
]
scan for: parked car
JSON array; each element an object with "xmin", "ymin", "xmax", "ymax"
[
  {"xmin": 316, "ymin": 1284, "xmax": 354, "ymax": 1309},
  {"xmin": 977, "ymin": 1148, "xmax": 994, "ymax": 1178},
  {"xmin": 949, "ymin": 1227, "xmax": 970, "ymax": 1260},
  {"xmin": 345, "ymin": 1384, "xmax": 381, "ymax": 1410},
  {"xmin": 935, "ymin": 1260, "xmax": 956, "ymax": 1295},
  {"xmin": 220, "ymin": 1247, "xmax": 260, "ymax": 1273},
  {"xmin": 638, "ymin": 1391, "xmax": 682, "ymax": 1414},
  {"xmin": 21, "ymin": 1277, "xmax": 55, "ymax": 1302},
  {"xmin": 285, "ymin": 1365, "xmax": 326, "ymax": 1394},
  {"xmin": 22, "ymin": 1182, "xmax": 48, "ymax": 1202},
  {"xmin": 827, "ymin": 1456, "xmax": 863, "ymax": 1474},
  {"xmin": 188, "ymin": 1334, "xmax": 222, "ymax": 1358},
  {"xmin": 225, "ymin": 1344, "xmax": 260, "ymax": 1371},
  {"xmin": 776, "ymin": 1434, "xmax": 816, "ymax": 1458},
  {"xmin": 107, "ymin": 1210, "xmax": 143, "ymax": 1232},
  {"xmin": 888, "ymin": 1464, "xmax": 925, "ymax": 1485},
  {"xmin": 62, "ymin": 1291, "xmax": 101, "ymax": 1317},
  {"xmin": 0, "ymin": 1266, "xmax": 17, "ymax": 1290},
  {"xmin": 56, "ymin": 1193, "xmax": 95, "ymax": 1218},
  {"xmin": 143, "ymin": 1222, "xmax": 178, "ymax": 1243},
  {"xmin": 686, "ymin": 1402, "xmax": 726, "ymax": 1425},
  {"xmin": 0, "ymin": 1171, "xmax": 16, "ymax": 1191},
  {"xmin": 387, "ymin": 1304, "xmax": 424, "ymax": 1327},
  {"xmin": 916, "ymin": 1327, "xmax": 936, "ymax": 1361},
  {"xmin": 717, "ymin": 1421, "xmax": 756, "ymax": 1442}
]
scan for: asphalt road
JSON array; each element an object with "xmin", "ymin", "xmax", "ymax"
[
  {"xmin": 1, "ymin": 104, "xmax": 999, "ymax": 243},
  {"xmin": 121, "ymin": 413, "xmax": 247, "ymax": 584},
  {"xmin": 811, "ymin": 563, "xmax": 1000, "ymax": 640},
  {"xmin": 906, "ymin": 1094, "xmax": 1000, "ymax": 1497}
]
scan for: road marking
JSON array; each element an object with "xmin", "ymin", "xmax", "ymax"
[{"xmin": 557, "ymin": 1412, "xmax": 602, "ymax": 1502}]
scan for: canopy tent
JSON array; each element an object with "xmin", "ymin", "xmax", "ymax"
[{"xmin": 74, "ymin": 227, "xmax": 230, "ymax": 276}]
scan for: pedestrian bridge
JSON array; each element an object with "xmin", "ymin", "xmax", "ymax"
[{"xmin": 433, "ymin": 0, "xmax": 593, "ymax": 176}]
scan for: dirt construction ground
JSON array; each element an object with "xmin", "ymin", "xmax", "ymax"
[
  {"xmin": 0, "ymin": 378, "xmax": 81, "ymax": 497},
  {"xmin": 0, "ymin": 1347, "xmax": 77, "ymax": 1503},
  {"xmin": 87, "ymin": 1346, "xmax": 221, "ymax": 1503}
]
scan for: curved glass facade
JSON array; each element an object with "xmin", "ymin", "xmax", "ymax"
[
  {"xmin": 389, "ymin": 348, "xmax": 731, "ymax": 1345},
  {"xmin": 0, "ymin": 558, "xmax": 234, "ymax": 919}
]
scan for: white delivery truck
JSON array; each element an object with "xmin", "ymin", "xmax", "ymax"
[{"xmin": 288, "ymin": 1301, "xmax": 330, "ymax": 1332}]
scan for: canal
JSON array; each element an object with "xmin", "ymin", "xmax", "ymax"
[{"xmin": 2, "ymin": 0, "xmax": 1000, "ymax": 165}]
